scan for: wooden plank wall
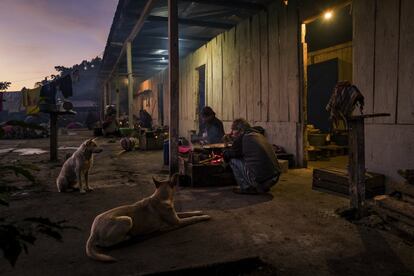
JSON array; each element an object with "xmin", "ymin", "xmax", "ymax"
[
  {"xmin": 397, "ymin": 0, "xmax": 414, "ymax": 124},
  {"xmin": 354, "ymin": 0, "xmax": 414, "ymax": 125},
  {"xmin": 135, "ymin": 70, "xmax": 169, "ymax": 126},
  {"xmin": 353, "ymin": 0, "xmax": 414, "ymax": 181},
  {"xmin": 138, "ymin": 1, "xmax": 302, "ymax": 159},
  {"xmin": 308, "ymin": 42, "xmax": 353, "ymax": 82}
]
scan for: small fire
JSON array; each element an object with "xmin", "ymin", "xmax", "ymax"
[{"xmin": 210, "ymin": 152, "xmax": 224, "ymax": 164}]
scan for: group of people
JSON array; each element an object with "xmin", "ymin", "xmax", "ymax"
[
  {"xmin": 198, "ymin": 106, "xmax": 281, "ymax": 195},
  {"xmin": 102, "ymin": 106, "xmax": 153, "ymax": 136}
]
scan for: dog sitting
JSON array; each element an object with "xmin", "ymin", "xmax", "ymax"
[
  {"xmin": 86, "ymin": 174, "xmax": 211, "ymax": 262},
  {"xmin": 56, "ymin": 138, "xmax": 103, "ymax": 193}
]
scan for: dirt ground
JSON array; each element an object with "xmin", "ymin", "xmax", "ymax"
[{"xmin": 0, "ymin": 130, "xmax": 413, "ymax": 276}]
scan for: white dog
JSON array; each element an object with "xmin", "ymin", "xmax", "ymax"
[
  {"xmin": 56, "ymin": 138, "xmax": 102, "ymax": 193},
  {"xmin": 86, "ymin": 174, "xmax": 211, "ymax": 262}
]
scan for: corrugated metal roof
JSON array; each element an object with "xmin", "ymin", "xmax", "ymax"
[{"xmin": 100, "ymin": 0, "xmax": 273, "ymax": 83}]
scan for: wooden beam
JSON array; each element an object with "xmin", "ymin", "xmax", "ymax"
[
  {"xmin": 147, "ymin": 15, "xmax": 234, "ymax": 29},
  {"xmin": 180, "ymin": 0, "xmax": 266, "ymax": 11},
  {"xmin": 108, "ymin": 0, "xmax": 158, "ymax": 79},
  {"xmin": 127, "ymin": 41, "xmax": 134, "ymax": 127},
  {"xmin": 169, "ymin": 0, "xmax": 179, "ymax": 175},
  {"xmin": 135, "ymin": 53, "xmax": 169, "ymax": 59},
  {"xmin": 141, "ymin": 34, "xmax": 211, "ymax": 42}
]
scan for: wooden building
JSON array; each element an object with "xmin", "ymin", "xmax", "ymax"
[{"xmin": 100, "ymin": 0, "xmax": 414, "ymax": 182}]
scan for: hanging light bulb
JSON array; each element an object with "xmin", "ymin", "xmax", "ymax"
[{"xmin": 324, "ymin": 10, "xmax": 333, "ymax": 20}]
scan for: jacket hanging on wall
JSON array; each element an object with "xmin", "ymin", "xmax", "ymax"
[{"xmin": 326, "ymin": 81, "xmax": 364, "ymax": 128}]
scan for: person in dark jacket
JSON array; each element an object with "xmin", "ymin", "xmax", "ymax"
[
  {"xmin": 199, "ymin": 106, "xmax": 225, "ymax": 144},
  {"xmin": 223, "ymin": 118, "xmax": 281, "ymax": 194},
  {"xmin": 139, "ymin": 109, "xmax": 153, "ymax": 129}
]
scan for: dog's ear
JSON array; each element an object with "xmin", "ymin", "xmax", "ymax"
[
  {"xmin": 169, "ymin": 173, "xmax": 180, "ymax": 187},
  {"xmin": 153, "ymin": 176, "xmax": 162, "ymax": 189}
]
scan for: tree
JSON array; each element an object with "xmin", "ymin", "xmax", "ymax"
[
  {"xmin": 35, "ymin": 56, "xmax": 102, "ymax": 86},
  {"xmin": 0, "ymin": 81, "xmax": 11, "ymax": 91}
]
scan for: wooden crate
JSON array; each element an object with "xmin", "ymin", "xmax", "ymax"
[
  {"xmin": 312, "ymin": 167, "xmax": 385, "ymax": 198},
  {"xmin": 139, "ymin": 131, "xmax": 164, "ymax": 150},
  {"xmin": 276, "ymin": 153, "xmax": 295, "ymax": 168}
]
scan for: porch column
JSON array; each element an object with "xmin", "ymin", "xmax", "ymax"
[
  {"xmin": 168, "ymin": 0, "xmax": 179, "ymax": 174},
  {"xmin": 115, "ymin": 72, "xmax": 120, "ymax": 121},
  {"xmin": 103, "ymin": 82, "xmax": 108, "ymax": 120},
  {"xmin": 126, "ymin": 41, "xmax": 134, "ymax": 127},
  {"xmin": 107, "ymin": 81, "xmax": 112, "ymax": 105}
]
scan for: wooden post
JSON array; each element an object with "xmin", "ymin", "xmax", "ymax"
[
  {"xmin": 107, "ymin": 81, "xmax": 112, "ymax": 105},
  {"xmin": 348, "ymin": 117, "xmax": 365, "ymax": 218},
  {"xmin": 299, "ymin": 23, "xmax": 308, "ymax": 168},
  {"xmin": 103, "ymin": 82, "xmax": 108, "ymax": 109},
  {"xmin": 127, "ymin": 41, "xmax": 134, "ymax": 128},
  {"xmin": 115, "ymin": 72, "xmax": 120, "ymax": 121},
  {"xmin": 347, "ymin": 113, "xmax": 389, "ymax": 218},
  {"xmin": 168, "ymin": 0, "xmax": 179, "ymax": 175},
  {"xmin": 50, "ymin": 113, "xmax": 58, "ymax": 162}
]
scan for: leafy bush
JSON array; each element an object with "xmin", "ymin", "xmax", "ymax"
[{"xmin": 0, "ymin": 120, "xmax": 78, "ymax": 267}]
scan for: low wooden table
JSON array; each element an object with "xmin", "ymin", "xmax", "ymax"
[{"xmin": 313, "ymin": 167, "xmax": 385, "ymax": 198}]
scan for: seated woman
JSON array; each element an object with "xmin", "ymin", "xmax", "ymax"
[{"xmin": 198, "ymin": 106, "xmax": 225, "ymax": 144}]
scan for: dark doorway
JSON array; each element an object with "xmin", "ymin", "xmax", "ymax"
[
  {"xmin": 197, "ymin": 65, "xmax": 206, "ymax": 132},
  {"xmin": 301, "ymin": 4, "xmax": 352, "ymax": 169},
  {"xmin": 307, "ymin": 58, "xmax": 338, "ymax": 133},
  {"xmin": 158, "ymin": 83, "xmax": 164, "ymax": 125}
]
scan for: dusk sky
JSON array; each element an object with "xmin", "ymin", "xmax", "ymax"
[{"xmin": 0, "ymin": 0, "xmax": 118, "ymax": 91}]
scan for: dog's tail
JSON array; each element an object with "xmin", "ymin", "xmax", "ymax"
[{"xmin": 86, "ymin": 233, "xmax": 117, "ymax": 262}]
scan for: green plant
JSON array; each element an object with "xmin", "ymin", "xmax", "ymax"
[
  {"xmin": 0, "ymin": 120, "xmax": 78, "ymax": 267},
  {"xmin": 0, "ymin": 217, "xmax": 79, "ymax": 267}
]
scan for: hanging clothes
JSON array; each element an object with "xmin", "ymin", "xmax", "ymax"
[
  {"xmin": 23, "ymin": 87, "xmax": 42, "ymax": 114},
  {"xmin": 2, "ymin": 92, "xmax": 23, "ymax": 113},
  {"xmin": 56, "ymin": 74, "xmax": 73, "ymax": 98},
  {"xmin": 326, "ymin": 81, "xmax": 364, "ymax": 128}
]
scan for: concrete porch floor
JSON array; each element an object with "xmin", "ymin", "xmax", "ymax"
[{"xmin": 0, "ymin": 130, "xmax": 413, "ymax": 275}]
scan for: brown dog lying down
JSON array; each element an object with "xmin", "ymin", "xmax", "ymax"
[
  {"xmin": 56, "ymin": 138, "xmax": 103, "ymax": 193},
  {"xmin": 86, "ymin": 174, "xmax": 211, "ymax": 262}
]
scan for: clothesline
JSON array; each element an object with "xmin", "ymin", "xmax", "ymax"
[{"xmin": 0, "ymin": 74, "xmax": 73, "ymax": 114}]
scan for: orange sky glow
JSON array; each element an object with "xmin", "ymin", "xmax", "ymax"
[{"xmin": 0, "ymin": 0, "xmax": 117, "ymax": 91}]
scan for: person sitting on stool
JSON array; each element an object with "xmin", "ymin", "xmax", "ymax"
[{"xmin": 199, "ymin": 106, "xmax": 225, "ymax": 144}]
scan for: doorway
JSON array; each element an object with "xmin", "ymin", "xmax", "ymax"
[{"xmin": 301, "ymin": 4, "xmax": 352, "ymax": 169}]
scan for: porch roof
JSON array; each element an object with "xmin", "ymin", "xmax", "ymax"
[{"xmin": 99, "ymin": 0, "xmax": 273, "ymax": 83}]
